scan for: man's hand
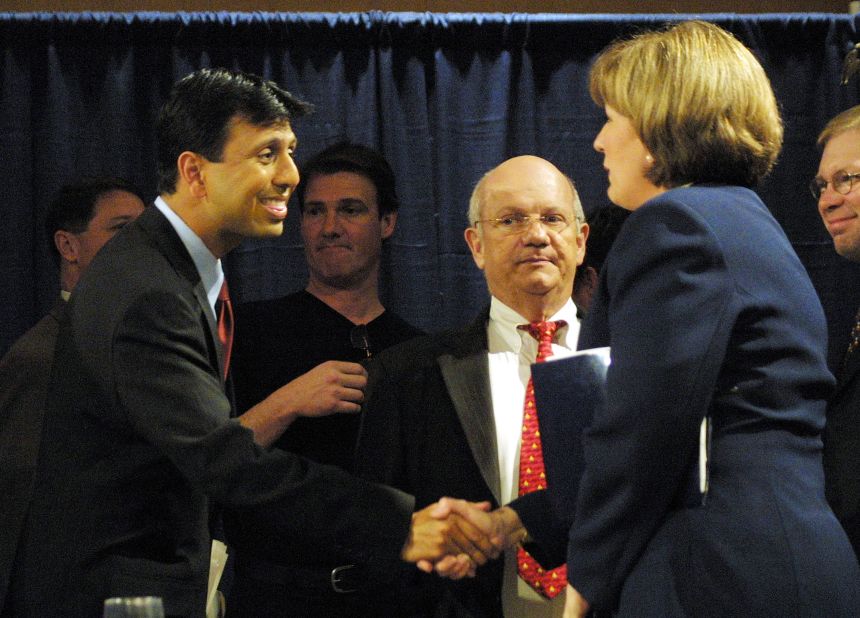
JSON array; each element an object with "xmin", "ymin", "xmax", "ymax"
[
  {"xmin": 401, "ymin": 499, "xmax": 503, "ymax": 579},
  {"xmin": 426, "ymin": 501, "xmax": 532, "ymax": 578},
  {"xmin": 442, "ymin": 500, "xmax": 528, "ymax": 550},
  {"xmin": 563, "ymin": 583, "xmax": 590, "ymax": 618},
  {"xmin": 239, "ymin": 360, "xmax": 366, "ymax": 446}
]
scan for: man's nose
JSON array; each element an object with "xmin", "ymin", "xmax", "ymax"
[
  {"xmin": 521, "ymin": 216, "xmax": 551, "ymax": 243},
  {"xmin": 819, "ymin": 184, "xmax": 844, "ymax": 213},
  {"xmin": 321, "ymin": 209, "xmax": 341, "ymax": 234},
  {"xmin": 274, "ymin": 154, "xmax": 300, "ymax": 194}
]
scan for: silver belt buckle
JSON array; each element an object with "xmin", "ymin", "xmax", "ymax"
[{"xmin": 330, "ymin": 564, "xmax": 357, "ymax": 593}]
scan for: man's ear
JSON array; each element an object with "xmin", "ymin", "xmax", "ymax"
[
  {"xmin": 54, "ymin": 229, "xmax": 80, "ymax": 264},
  {"xmin": 464, "ymin": 226, "xmax": 485, "ymax": 270},
  {"xmin": 178, "ymin": 151, "xmax": 207, "ymax": 198},
  {"xmin": 379, "ymin": 211, "xmax": 397, "ymax": 240}
]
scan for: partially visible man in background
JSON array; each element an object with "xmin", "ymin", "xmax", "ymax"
[
  {"xmin": 571, "ymin": 204, "xmax": 628, "ymax": 314},
  {"xmin": 227, "ymin": 141, "xmax": 422, "ymax": 615},
  {"xmin": 0, "ymin": 177, "xmax": 145, "ymax": 615},
  {"xmin": 812, "ymin": 104, "xmax": 860, "ymax": 563}
]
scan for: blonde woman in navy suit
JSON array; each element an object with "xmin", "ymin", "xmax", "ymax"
[{"xmin": 563, "ymin": 20, "xmax": 860, "ymax": 617}]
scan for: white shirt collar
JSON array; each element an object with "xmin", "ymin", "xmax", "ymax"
[
  {"xmin": 487, "ymin": 295, "xmax": 579, "ymax": 354},
  {"xmin": 153, "ymin": 196, "xmax": 224, "ymax": 312}
]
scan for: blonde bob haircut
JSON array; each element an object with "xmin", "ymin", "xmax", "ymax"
[{"xmin": 589, "ymin": 20, "xmax": 783, "ymax": 189}]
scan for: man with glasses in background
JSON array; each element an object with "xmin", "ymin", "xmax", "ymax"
[
  {"xmin": 812, "ymin": 105, "xmax": 860, "ymax": 564},
  {"xmin": 227, "ymin": 141, "xmax": 422, "ymax": 616},
  {"xmin": 356, "ymin": 155, "xmax": 589, "ymax": 617}
]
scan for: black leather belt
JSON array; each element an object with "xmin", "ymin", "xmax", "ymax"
[{"xmin": 236, "ymin": 557, "xmax": 365, "ymax": 594}]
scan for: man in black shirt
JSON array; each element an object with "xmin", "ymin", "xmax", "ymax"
[{"xmin": 227, "ymin": 142, "xmax": 423, "ymax": 616}]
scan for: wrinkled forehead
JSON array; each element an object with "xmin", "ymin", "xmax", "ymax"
[{"xmin": 480, "ymin": 181, "xmax": 575, "ymax": 218}]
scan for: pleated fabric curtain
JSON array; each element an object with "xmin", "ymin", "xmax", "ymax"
[{"xmin": 2, "ymin": 11, "xmax": 859, "ymax": 368}]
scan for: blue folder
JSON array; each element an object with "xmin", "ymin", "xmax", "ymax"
[{"xmin": 531, "ymin": 347, "xmax": 610, "ymax": 526}]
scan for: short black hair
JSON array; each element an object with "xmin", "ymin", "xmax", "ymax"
[
  {"xmin": 45, "ymin": 176, "xmax": 145, "ymax": 266},
  {"xmin": 156, "ymin": 67, "xmax": 313, "ymax": 195},
  {"xmin": 296, "ymin": 141, "xmax": 399, "ymax": 217},
  {"xmin": 574, "ymin": 204, "xmax": 630, "ymax": 292}
]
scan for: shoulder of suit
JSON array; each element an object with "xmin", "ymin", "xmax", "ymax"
[{"xmin": 370, "ymin": 318, "xmax": 484, "ymax": 378}]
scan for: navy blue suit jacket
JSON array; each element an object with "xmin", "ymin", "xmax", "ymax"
[{"xmin": 573, "ymin": 186, "xmax": 860, "ymax": 615}]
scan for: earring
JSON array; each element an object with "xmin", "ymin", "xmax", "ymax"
[{"xmin": 645, "ymin": 154, "xmax": 654, "ymax": 164}]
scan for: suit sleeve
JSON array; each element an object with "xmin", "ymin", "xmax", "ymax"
[
  {"xmin": 108, "ymin": 288, "xmax": 414, "ymax": 570},
  {"xmin": 568, "ymin": 198, "xmax": 734, "ymax": 611},
  {"xmin": 509, "ymin": 490, "xmax": 568, "ymax": 568}
]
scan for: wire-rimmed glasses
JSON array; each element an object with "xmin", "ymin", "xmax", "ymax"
[
  {"xmin": 809, "ymin": 170, "xmax": 860, "ymax": 200},
  {"xmin": 473, "ymin": 212, "xmax": 575, "ymax": 235},
  {"xmin": 350, "ymin": 324, "xmax": 371, "ymax": 359}
]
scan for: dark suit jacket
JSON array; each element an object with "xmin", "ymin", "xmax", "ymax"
[
  {"xmin": 824, "ymin": 329, "xmax": 860, "ymax": 561},
  {"xmin": 572, "ymin": 185, "xmax": 860, "ymax": 615},
  {"xmin": 0, "ymin": 300, "xmax": 64, "ymax": 614},
  {"xmin": 10, "ymin": 206, "xmax": 414, "ymax": 618},
  {"xmin": 356, "ymin": 310, "xmax": 567, "ymax": 617}
]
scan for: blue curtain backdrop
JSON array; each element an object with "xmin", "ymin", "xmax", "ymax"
[{"xmin": 2, "ymin": 11, "xmax": 860, "ymax": 369}]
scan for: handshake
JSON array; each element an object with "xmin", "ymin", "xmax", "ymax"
[{"xmin": 399, "ymin": 497, "xmax": 526, "ymax": 579}]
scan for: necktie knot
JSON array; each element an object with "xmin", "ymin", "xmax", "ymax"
[{"xmin": 521, "ymin": 320, "xmax": 566, "ymax": 363}]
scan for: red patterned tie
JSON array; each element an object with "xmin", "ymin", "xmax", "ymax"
[
  {"xmin": 217, "ymin": 280, "xmax": 234, "ymax": 377},
  {"xmin": 516, "ymin": 320, "xmax": 567, "ymax": 598}
]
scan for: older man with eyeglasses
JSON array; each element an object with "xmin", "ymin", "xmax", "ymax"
[
  {"xmin": 813, "ymin": 105, "xmax": 860, "ymax": 564},
  {"xmin": 356, "ymin": 155, "xmax": 590, "ymax": 617}
]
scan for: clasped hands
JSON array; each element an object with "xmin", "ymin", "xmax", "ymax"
[
  {"xmin": 400, "ymin": 497, "xmax": 525, "ymax": 579},
  {"xmin": 401, "ymin": 498, "xmax": 591, "ymax": 617}
]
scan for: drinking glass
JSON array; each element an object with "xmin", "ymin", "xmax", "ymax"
[{"xmin": 103, "ymin": 596, "xmax": 165, "ymax": 618}]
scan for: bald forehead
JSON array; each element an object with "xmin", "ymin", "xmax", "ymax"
[{"xmin": 479, "ymin": 156, "xmax": 575, "ymax": 215}]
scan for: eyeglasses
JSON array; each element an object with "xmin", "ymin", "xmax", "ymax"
[
  {"xmin": 473, "ymin": 213, "xmax": 576, "ymax": 235},
  {"xmin": 809, "ymin": 170, "xmax": 860, "ymax": 200},
  {"xmin": 350, "ymin": 324, "xmax": 371, "ymax": 359}
]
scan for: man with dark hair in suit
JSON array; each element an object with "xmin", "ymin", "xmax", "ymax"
[
  {"xmin": 0, "ymin": 177, "xmax": 145, "ymax": 616},
  {"xmin": 227, "ymin": 142, "xmax": 422, "ymax": 616},
  {"xmin": 9, "ymin": 68, "xmax": 495, "ymax": 618},
  {"xmin": 357, "ymin": 155, "xmax": 589, "ymax": 617},
  {"xmin": 813, "ymin": 104, "xmax": 860, "ymax": 563}
]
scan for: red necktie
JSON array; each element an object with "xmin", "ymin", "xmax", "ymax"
[
  {"xmin": 516, "ymin": 320, "xmax": 567, "ymax": 598},
  {"xmin": 217, "ymin": 280, "xmax": 234, "ymax": 378}
]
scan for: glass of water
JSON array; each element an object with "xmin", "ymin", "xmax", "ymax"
[{"xmin": 103, "ymin": 596, "xmax": 165, "ymax": 618}]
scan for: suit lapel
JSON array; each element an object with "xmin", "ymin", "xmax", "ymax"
[
  {"xmin": 137, "ymin": 207, "xmax": 223, "ymax": 380},
  {"xmin": 438, "ymin": 312, "xmax": 502, "ymax": 504}
]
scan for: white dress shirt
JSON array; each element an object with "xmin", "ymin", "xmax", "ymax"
[
  {"xmin": 153, "ymin": 196, "xmax": 224, "ymax": 315},
  {"xmin": 486, "ymin": 296, "xmax": 579, "ymax": 618}
]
